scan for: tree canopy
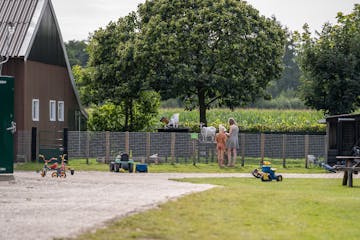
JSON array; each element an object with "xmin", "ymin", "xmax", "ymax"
[
  {"xmin": 87, "ymin": 13, "xmax": 159, "ymax": 131},
  {"xmin": 296, "ymin": 4, "xmax": 360, "ymax": 115},
  {"xmin": 137, "ymin": 0, "xmax": 286, "ymax": 124},
  {"xmin": 84, "ymin": 0, "xmax": 286, "ymax": 128}
]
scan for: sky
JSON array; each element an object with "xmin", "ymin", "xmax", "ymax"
[{"xmin": 52, "ymin": 0, "xmax": 360, "ymax": 42}]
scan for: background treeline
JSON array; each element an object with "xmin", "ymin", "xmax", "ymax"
[
  {"xmin": 64, "ymin": 2, "xmax": 360, "ymax": 133},
  {"xmin": 66, "ymin": 36, "xmax": 304, "ymax": 110}
]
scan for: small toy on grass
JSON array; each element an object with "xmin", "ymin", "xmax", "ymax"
[{"xmin": 251, "ymin": 161, "xmax": 283, "ymax": 182}]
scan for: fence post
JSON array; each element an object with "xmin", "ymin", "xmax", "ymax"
[
  {"xmin": 63, "ymin": 128, "xmax": 68, "ymax": 161},
  {"xmin": 305, "ymin": 134, "xmax": 309, "ymax": 168},
  {"xmin": 31, "ymin": 127, "xmax": 37, "ymax": 162},
  {"xmin": 260, "ymin": 133, "xmax": 265, "ymax": 164},
  {"xmin": 241, "ymin": 133, "xmax": 245, "ymax": 166},
  {"xmin": 171, "ymin": 132, "xmax": 176, "ymax": 164},
  {"xmin": 282, "ymin": 134, "xmax": 287, "ymax": 168},
  {"xmin": 86, "ymin": 131, "xmax": 90, "ymax": 165},
  {"xmin": 192, "ymin": 139, "xmax": 197, "ymax": 165},
  {"xmin": 125, "ymin": 131, "xmax": 129, "ymax": 153},
  {"xmin": 105, "ymin": 131, "xmax": 110, "ymax": 164},
  {"xmin": 146, "ymin": 132, "xmax": 151, "ymax": 162},
  {"xmin": 324, "ymin": 134, "xmax": 328, "ymax": 163}
]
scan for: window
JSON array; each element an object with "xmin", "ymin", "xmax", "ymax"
[
  {"xmin": 49, "ymin": 100, "xmax": 56, "ymax": 121},
  {"xmin": 32, "ymin": 99, "xmax": 39, "ymax": 121},
  {"xmin": 58, "ymin": 101, "xmax": 64, "ymax": 121}
]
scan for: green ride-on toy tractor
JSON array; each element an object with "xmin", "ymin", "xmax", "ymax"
[{"xmin": 109, "ymin": 152, "xmax": 134, "ymax": 173}]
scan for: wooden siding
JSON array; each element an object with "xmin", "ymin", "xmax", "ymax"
[
  {"xmin": 2, "ymin": 59, "xmax": 80, "ymax": 132},
  {"xmin": 24, "ymin": 60, "xmax": 79, "ymax": 131},
  {"xmin": 2, "ymin": 58, "xmax": 25, "ymax": 132}
]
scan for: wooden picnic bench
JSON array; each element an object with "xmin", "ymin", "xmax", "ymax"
[{"xmin": 335, "ymin": 156, "xmax": 360, "ymax": 187}]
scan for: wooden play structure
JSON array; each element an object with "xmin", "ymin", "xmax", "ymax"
[{"xmin": 325, "ymin": 113, "xmax": 360, "ymax": 187}]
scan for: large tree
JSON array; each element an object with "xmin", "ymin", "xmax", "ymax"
[
  {"xmin": 137, "ymin": 0, "xmax": 286, "ymax": 125},
  {"xmin": 296, "ymin": 4, "xmax": 360, "ymax": 115},
  {"xmin": 87, "ymin": 13, "xmax": 158, "ymax": 131}
]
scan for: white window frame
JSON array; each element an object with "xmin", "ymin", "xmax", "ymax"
[
  {"xmin": 49, "ymin": 100, "xmax": 56, "ymax": 121},
  {"xmin": 58, "ymin": 101, "xmax": 64, "ymax": 122},
  {"xmin": 32, "ymin": 99, "xmax": 40, "ymax": 121}
]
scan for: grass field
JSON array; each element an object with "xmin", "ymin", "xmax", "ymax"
[
  {"xmin": 15, "ymin": 158, "xmax": 328, "ymax": 174},
  {"xmin": 72, "ymin": 177, "xmax": 360, "ymax": 240}
]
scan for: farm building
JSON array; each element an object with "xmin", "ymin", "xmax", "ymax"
[
  {"xmin": 0, "ymin": 0, "xmax": 87, "ymax": 162},
  {"xmin": 325, "ymin": 113, "xmax": 360, "ymax": 165}
]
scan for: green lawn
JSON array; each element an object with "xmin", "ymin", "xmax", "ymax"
[
  {"xmin": 15, "ymin": 158, "xmax": 327, "ymax": 173},
  {"xmin": 72, "ymin": 178, "xmax": 360, "ymax": 240}
]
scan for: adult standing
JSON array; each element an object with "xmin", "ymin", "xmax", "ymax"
[{"xmin": 226, "ymin": 118, "xmax": 239, "ymax": 167}]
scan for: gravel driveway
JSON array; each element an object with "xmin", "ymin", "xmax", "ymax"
[{"xmin": 0, "ymin": 171, "xmax": 351, "ymax": 240}]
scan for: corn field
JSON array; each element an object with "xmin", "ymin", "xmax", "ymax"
[{"xmin": 158, "ymin": 108, "xmax": 326, "ymax": 133}]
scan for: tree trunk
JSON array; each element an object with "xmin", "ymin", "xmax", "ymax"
[
  {"xmin": 198, "ymin": 90, "xmax": 207, "ymax": 126},
  {"xmin": 124, "ymin": 100, "xmax": 129, "ymax": 131},
  {"xmin": 129, "ymin": 98, "xmax": 134, "ymax": 131}
]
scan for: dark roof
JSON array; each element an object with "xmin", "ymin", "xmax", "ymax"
[
  {"xmin": 326, "ymin": 113, "xmax": 360, "ymax": 120},
  {"xmin": 0, "ymin": 0, "xmax": 40, "ymax": 57},
  {"xmin": 0, "ymin": 0, "xmax": 88, "ymax": 118}
]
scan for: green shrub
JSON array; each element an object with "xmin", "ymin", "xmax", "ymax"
[{"xmin": 88, "ymin": 91, "xmax": 160, "ymax": 131}]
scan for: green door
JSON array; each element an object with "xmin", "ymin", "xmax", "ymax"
[{"xmin": 0, "ymin": 76, "xmax": 15, "ymax": 174}]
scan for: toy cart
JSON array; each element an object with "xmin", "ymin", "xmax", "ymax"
[{"xmin": 251, "ymin": 161, "xmax": 283, "ymax": 182}]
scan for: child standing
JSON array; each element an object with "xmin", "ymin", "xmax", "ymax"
[{"xmin": 215, "ymin": 125, "xmax": 227, "ymax": 167}]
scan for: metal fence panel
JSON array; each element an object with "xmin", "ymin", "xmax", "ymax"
[
  {"xmin": 309, "ymin": 135, "xmax": 326, "ymax": 158},
  {"xmin": 285, "ymin": 134, "xmax": 305, "ymax": 158},
  {"xmin": 150, "ymin": 132, "xmax": 172, "ymax": 157},
  {"xmin": 264, "ymin": 134, "xmax": 283, "ymax": 158},
  {"xmin": 52, "ymin": 131, "xmax": 327, "ymax": 164},
  {"xmin": 244, "ymin": 133, "xmax": 261, "ymax": 157},
  {"xmin": 129, "ymin": 132, "xmax": 147, "ymax": 158}
]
